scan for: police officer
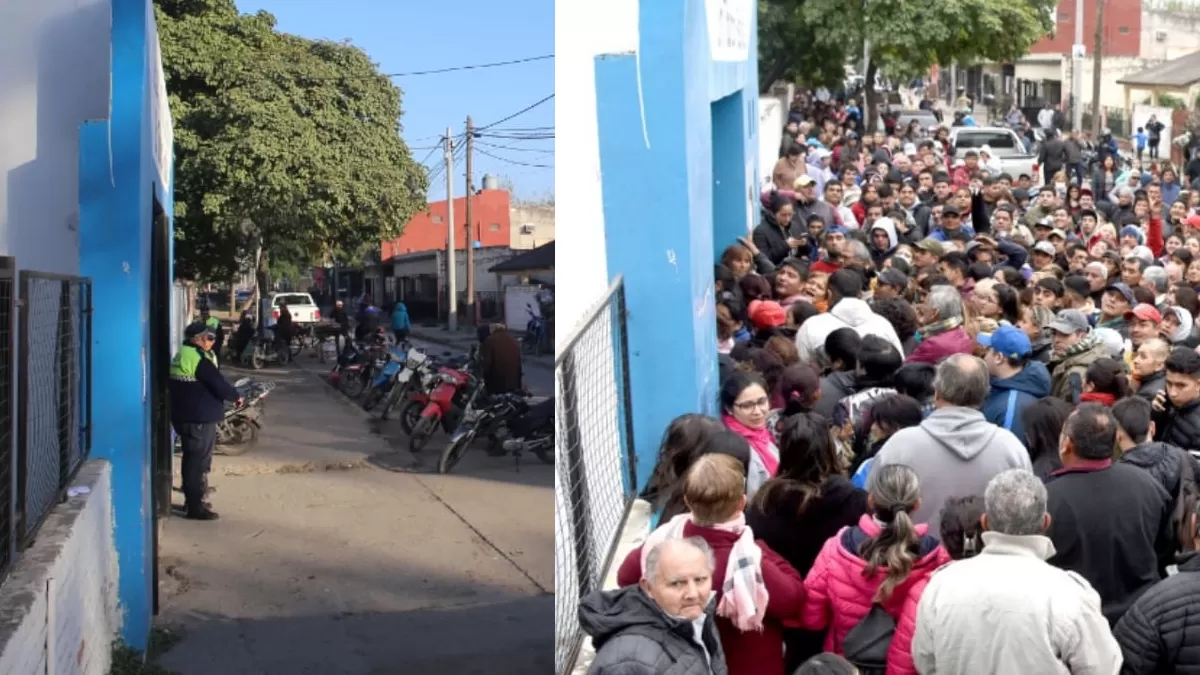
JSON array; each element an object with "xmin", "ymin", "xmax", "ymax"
[{"xmin": 169, "ymin": 321, "xmax": 241, "ymax": 520}]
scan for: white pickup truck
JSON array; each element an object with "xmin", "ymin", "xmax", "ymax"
[
  {"xmin": 949, "ymin": 127, "xmax": 1040, "ymax": 182},
  {"xmin": 263, "ymin": 292, "xmax": 320, "ymax": 326}
]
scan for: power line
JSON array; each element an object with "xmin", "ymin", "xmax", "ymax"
[
  {"xmin": 384, "ymin": 54, "xmax": 553, "ymax": 78},
  {"xmin": 476, "ymin": 140, "xmax": 553, "ymax": 155},
  {"xmin": 475, "ymin": 147, "xmax": 552, "ymax": 169},
  {"xmin": 476, "ymin": 94, "xmax": 555, "ymax": 131},
  {"xmin": 305, "ymin": 54, "xmax": 554, "ymax": 81}
]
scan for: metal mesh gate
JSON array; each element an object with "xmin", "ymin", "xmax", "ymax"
[
  {"xmin": 16, "ymin": 272, "xmax": 92, "ymax": 545},
  {"xmin": 553, "ymin": 276, "xmax": 637, "ymax": 675},
  {"xmin": 0, "ymin": 259, "xmax": 14, "ymax": 577}
]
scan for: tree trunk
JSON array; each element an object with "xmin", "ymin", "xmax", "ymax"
[
  {"xmin": 255, "ymin": 246, "xmax": 270, "ymax": 338},
  {"xmin": 228, "ymin": 279, "xmax": 237, "ymax": 318},
  {"xmin": 760, "ymin": 59, "xmax": 790, "ymax": 95},
  {"xmin": 864, "ymin": 60, "xmax": 880, "ymax": 136}
]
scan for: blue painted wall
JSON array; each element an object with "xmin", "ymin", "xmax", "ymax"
[
  {"xmin": 596, "ymin": 0, "xmax": 759, "ymax": 491},
  {"xmin": 78, "ymin": 0, "xmax": 170, "ymax": 650}
]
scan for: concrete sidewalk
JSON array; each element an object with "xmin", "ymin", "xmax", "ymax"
[{"xmin": 154, "ymin": 362, "xmax": 552, "ymax": 674}]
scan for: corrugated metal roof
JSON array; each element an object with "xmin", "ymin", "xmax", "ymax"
[
  {"xmin": 489, "ymin": 241, "xmax": 554, "ymax": 273},
  {"xmin": 1116, "ymin": 51, "xmax": 1200, "ymax": 88}
]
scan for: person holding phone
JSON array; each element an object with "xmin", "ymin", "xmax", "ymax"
[{"xmin": 1152, "ymin": 347, "xmax": 1200, "ymax": 455}]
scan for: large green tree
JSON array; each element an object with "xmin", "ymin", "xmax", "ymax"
[
  {"xmin": 155, "ymin": 0, "xmax": 427, "ymax": 283},
  {"xmin": 760, "ymin": 0, "xmax": 1055, "ymax": 128}
]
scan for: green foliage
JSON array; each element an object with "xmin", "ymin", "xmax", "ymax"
[
  {"xmin": 758, "ymin": 0, "xmax": 848, "ymax": 93},
  {"xmin": 759, "ymin": 0, "xmax": 1055, "ymax": 97},
  {"xmin": 155, "ymin": 0, "xmax": 427, "ymax": 281},
  {"xmin": 1144, "ymin": 94, "xmax": 1187, "ymax": 110}
]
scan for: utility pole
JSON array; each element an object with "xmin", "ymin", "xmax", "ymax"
[
  {"xmin": 1071, "ymin": 0, "xmax": 1084, "ymax": 132},
  {"xmin": 464, "ymin": 116, "xmax": 476, "ymax": 327},
  {"xmin": 1090, "ymin": 0, "xmax": 1106, "ymax": 137},
  {"xmin": 444, "ymin": 127, "xmax": 458, "ymax": 331}
]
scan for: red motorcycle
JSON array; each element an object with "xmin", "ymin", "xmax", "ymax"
[{"xmin": 408, "ymin": 364, "xmax": 476, "ymax": 452}]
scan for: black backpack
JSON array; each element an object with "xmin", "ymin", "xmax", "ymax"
[{"xmin": 840, "ymin": 604, "xmax": 896, "ymax": 675}]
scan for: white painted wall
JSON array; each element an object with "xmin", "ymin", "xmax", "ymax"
[
  {"xmin": 0, "ymin": 0, "xmax": 110, "ymax": 276},
  {"xmin": 554, "ymin": 0, "xmax": 638, "ymax": 353},
  {"xmin": 758, "ymin": 96, "xmax": 785, "ymax": 193},
  {"xmin": 0, "ymin": 461, "xmax": 118, "ymax": 675}
]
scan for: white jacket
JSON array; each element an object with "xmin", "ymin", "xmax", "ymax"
[
  {"xmin": 793, "ymin": 297, "xmax": 904, "ymax": 368},
  {"xmin": 912, "ymin": 532, "xmax": 1122, "ymax": 675}
]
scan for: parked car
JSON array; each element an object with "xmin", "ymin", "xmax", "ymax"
[
  {"xmin": 264, "ymin": 292, "xmax": 321, "ymax": 326},
  {"xmin": 949, "ymin": 127, "xmax": 1040, "ymax": 181}
]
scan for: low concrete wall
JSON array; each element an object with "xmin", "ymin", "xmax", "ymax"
[{"xmin": 0, "ymin": 461, "xmax": 119, "ymax": 674}]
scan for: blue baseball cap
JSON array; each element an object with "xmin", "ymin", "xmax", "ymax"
[{"xmin": 976, "ymin": 324, "xmax": 1032, "ymax": 360}]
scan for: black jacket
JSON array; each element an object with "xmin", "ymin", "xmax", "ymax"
[
  {"xmin": 579, "ymin": 586, "xmax": 727, "ymax": 675},
  {"xmin": 1155, "ymin": 399, "xmax": 1200, "ymax": 456},
  {"xmin": 1039, "ymin": 138, "xmax": 1068, "ymax": 175},
  {"xmin": 1114, "ymin": 554, "xmax": 1200, "ymax": 674},
  {"xmin": 744, "ymin": 476, "xmax": 867, "ymax": 669},
  {"xmin": 1119, "ymin": 441, "xmax": 1196, "ymax": 500},
  {"xmin": 330, "ymin": 307, "xmax": 351, "ymax": 330},
  {"xmin": 1046, "ymin": 461, "xmax": 1174, "ymax": 625},
  {"xmin": 168, "ymin": 344, "xmax": 241, "ymax": 424},
  {"xmin": 813, "ymin": 371, "xmax": 856, "ymax": 421},
  {"xmin": 1136, "ymin": 371, "xmax": 1167, "ymax": 403},
  {"xmin": 752, "ymin": 211, "xmax": 795, "ymax": 265}
]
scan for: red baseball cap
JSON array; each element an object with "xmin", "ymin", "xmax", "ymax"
[
  {"xmin": 1124, "ymin": 303, "xmax": 1162, "ymax": 324},
  {"xmin": 748, "ymin": 300, "xmax": 787, "ymax": 330},
  {"xmin": 1187, "ymin": 214, "xmax": 1200, "ymax": 230}
]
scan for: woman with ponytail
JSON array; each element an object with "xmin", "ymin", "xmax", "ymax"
[{"xmin": 798, "ymin": 464, "xmax": 950, "ymax": 675}]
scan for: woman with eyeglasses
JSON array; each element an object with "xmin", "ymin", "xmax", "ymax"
[{"xmin": 720, "ymin": 371, "xmax": 779, "ymax": 498}]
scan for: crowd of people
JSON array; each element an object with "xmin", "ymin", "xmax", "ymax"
[{"xmin": 577, "ymin": 90, "xmax": 1200, "ymax": 675}]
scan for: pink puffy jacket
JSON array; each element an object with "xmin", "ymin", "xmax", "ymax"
[{"xmin": 798, "ymin": 514, "xmax": 951, "ymax": 675}]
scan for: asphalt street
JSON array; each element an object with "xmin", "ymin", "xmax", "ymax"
[{"xmin": 153, "ymin": 343, "xmax": 553, "ymax": 674}]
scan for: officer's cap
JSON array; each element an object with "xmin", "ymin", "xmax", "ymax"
[{"xmin": 185, "ymin": 321, "xmax": 216, "ymax": 339}]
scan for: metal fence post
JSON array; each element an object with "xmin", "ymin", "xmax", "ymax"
[
  {"xmin": 560, "ymin": 350, "xmax": 594, "ymax": 596},
  {"xmin": 57, "ymin": 280, "xmax": 71, "ymax": 491},
  {"xmin": 615, "ymin": 284, "xmax": 637, "ymax": 491},
  {"xmin": 14, "ymin": 274, "xmax": 28, "ymax": 541}
]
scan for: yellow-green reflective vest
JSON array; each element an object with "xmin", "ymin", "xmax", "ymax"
[{"xmin": 169, "ymin": 344, "xmax": 218, "ymax": 381}]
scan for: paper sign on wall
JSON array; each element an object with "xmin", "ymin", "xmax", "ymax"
[{"xmin": 706, "ymin": 0, "xmax": 752, "ymax": 62}]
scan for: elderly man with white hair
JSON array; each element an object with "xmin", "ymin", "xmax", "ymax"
[
  {"xmin": 911, "ymin": 469, "xmax": 1121, "ymax": 674},
  {"xmin": 906, "ymin": 285, "xmax": 974, "ymax": 365},
  {"xmin": 580, "ymin": 537, "xmax": 728, "ymax": 675}
]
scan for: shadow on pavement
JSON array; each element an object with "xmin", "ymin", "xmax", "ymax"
[{"xmin": 155, "ymin": 596, "xmax": 553, "ymax": 675}]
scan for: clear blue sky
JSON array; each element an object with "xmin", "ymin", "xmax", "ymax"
[{"xmin": 234, "ymin": 0, "xmax": 554, "ymax": 202}]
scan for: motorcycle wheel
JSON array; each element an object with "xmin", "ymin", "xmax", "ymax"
[
  {"xmin": 409, "ymin": 415, "xmax": 438, "ymax": 453},
  {"xmin": 290, "ymin": 336, "xmax": 304, "ymax": 357},
  {"xmin": 438, "ymin": 430, "xmax": 476, "ymax": 474},
  {"xmin": 215, "ymin": 420, "xmax": 259, "ymax": 456},
  {"xmin": 534, "ymin": 444, "xmax": 554, "ymax": 465},
  {"xmin": 362, "ymin": 388, "xmax": 384, "ymax": 411},
  {"xmin": 341, "ymin": 372, "xmax": 367, "ymax": 399},
  {"xmin": 398, "ymin": 401, "xmax": 423, "ymax": 434},
  {"xmin": 250, "ymin": 347, "xmax": 265, "ymax": 370},
  {"xmin": 379, "ymin": 383, "xmax": 407, "ymax": 420}
]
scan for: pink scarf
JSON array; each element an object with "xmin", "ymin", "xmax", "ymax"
[
  {"xmin": 723, "ymin": 414, "xmax": 779, "ymax": 476},
  {"xmin": 640, "ymin": 513, "xmax": 770, "ymax": 632}
]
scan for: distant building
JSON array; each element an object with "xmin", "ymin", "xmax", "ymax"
[
  {"xmin": 377, "ymin": 190, "xmax": 556, "ymax": 322},
  {"xmin": 964, "ymin": 0, "xmax": 1200, "ymax": 118}
]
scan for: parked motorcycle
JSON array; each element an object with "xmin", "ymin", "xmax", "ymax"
[
  {"xmin": 396, "ymin": 347, "xmax": 477, "ymax": 434},
  {"xmin": 332, "ymin": 334, "xmax": 387, "ymax": 398},
  {"xmin": 408, "ymin": 364, "xmax": 475, "ymax": 453},
  {"xmin": 500, "ymin": 397, "xmax": 555, "ymax": 466},
  {"xmin": 361, "ymin": 342, "xmax": 414, "ymax": 411},
  {"xmin": 437, "ymin": 387, "xmax": 538, "ymax": 474},
  {"xmin": 214, "ymin": 378, "xmax": 277, "ymax": 456},
  {"xmin": 522, "ymin": 304, "xmax": 545, "ymax": 356}
]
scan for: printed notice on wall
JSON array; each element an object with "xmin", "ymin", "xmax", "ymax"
[{"xmin": 706, "ymin": 0, "xmax": 752, "ymax": 62}]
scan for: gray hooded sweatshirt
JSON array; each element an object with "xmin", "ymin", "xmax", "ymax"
[{"xmin": 874, "ymin": 406, "xmax": 1032, "ymax": 533}]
